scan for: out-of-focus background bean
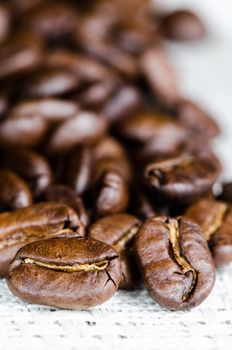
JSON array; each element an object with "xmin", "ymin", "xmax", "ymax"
[{"xmin": 156, "ymin": 0, "xmax": 232, "ymax": 181}]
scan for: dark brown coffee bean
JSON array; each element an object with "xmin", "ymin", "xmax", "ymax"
[
  {"xmin": 94, "ymin": 169, "xmax": 129, "ymax": 217},
  {"xmin": 176, "ymin": 99, "xmax": 220, "ymax": 139},
  {"xmin": 144, "ymin": 150, "xmax": 221, "ymax": 204},
  {"xmin": 11, "ymin": 98, "xmax": 79, "ymax": 122},
  {"xmin": 219, "ymin": 182, "xmax": 232, "ymax": 203},
  {"xmin": 102, "ymin": 85, "xmax": 143, "ymax": 124},
  {"xmin": 185, "ymin": 198, "xmax": 232, "ymax": 267},
  {"xmin": 0, "ymin": 170, "xmax": 32, "ymax": 211},
  {"xmin": 23, "ymin": 68, "xmax": 80, "ymax": 98},
  {"xmin": 0, "ymin": 113, "xmax": 48, "ymax": 147},
  {"xmin": 0, "ymin": 5, "xmax": 10, "ymax": 43},
  {"xmin": 0, "ymin": 202, "xmax": 82, "ymax": 277},
  {"xmin": 24, "ymin": 2, "xmax": 78, "ymax": 41},
  {"xmin": 140, "ymin": 48, "xmax": 179, "ymax": 106},
  {"xmin": 160, "ymin": 10, "xmax": 206, "ymax": 41},
  {"xmin": 64, "ymin": 146, "xmax": 92, "ymax": 195},
  {"xmin": 7, "ymin": 236, "xmax": 122, "ymax": 309},
  {"xmin": 90, "ymin": 214, "xmax": 141, "ymax": 289},
  {"xmin": 47, "ymin": 111, "xmax": 107, "ymax": 154},
  {"xmin": 44, "ymin": 184, "xmax": 89, "ymax": 228},
  {"xmin": 0, "ymin": 148, "xmax": 53, "ymax": 197},
  {"xmin": 0, "ymin": 32, "xmax": 42, "ymax": 80},
  {"xmin": 136, "ymin": 216, "xmax": 215, "ymax": 310},
  {"xmin": 92, "ymin": 136, "xmax": 127, "ymax": 162}
]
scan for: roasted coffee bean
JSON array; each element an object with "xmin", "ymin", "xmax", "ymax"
[
  {"xmin": 0, "ymin": 32, "xmax": 42, "ymax": 80},
  {"xmin": 144, "ymin": 150, "xmax": 221, "ymax": 204},
  {"xmin": 63, "ymin": 146, "xmax": 92, "ymax": 195},
  {"xmin": 94, "ymin": 169, "xmax": 129, "ymax": 217},
  {"xmin": 0, "ymin": 148, "xmax": 53, "ymax": 197},
  {"xmin": 11, "ymin": 98, "xmax": 79, "ymax": 122},
  {"xmin": 7, "ymin": 237, "xmax": 122, "ymax": 309},
  {"xmin": 23, "ymin": 68, "xmax": 80, "ymax": 98},
  {"xmin": 136, "ymin": 216, "xmax": 215, "ymax": 310},
  {"xmin": 0, "ymin": 202, "xmax": 82, "ymax": 277},
  {"xmin": 47, "ymin": 111, "xmax": 107, "ymax": 154},
  {"xmin": 0, "ymin": 113, "xmax": 48, "ymax": 147},
  {"xmin": 0, "ymin": 170, "xmax": 32, "ymax": 211},
  {"xmin": 176, "ymin": 99, "xmax": 220, "ymax": 139},
  {"xmin": 102, "ymin": 85, "xmax": 143, "ymax": 124},
  {"xmin": 92, "ymin": 136, "xmax": 127, "ymax": 162},
  {"xmin": 160, "ymin": 10, "xmax": 206, "ymax": 41},
  {"xmin": 218, "ymin": 182, "xmax": 232, "ymax": 203},
  {"xmin": 24, "ymin": 2, "xmax": 78, "ymax": 41},
  {"xmin": 44, "ymin": 184, "xmax": 89, "ymax": 228},
  {"xmin": 117, "ymin": 112, "xmax": 187, "ymax": 151},
  {"xmin": 90, "ymin": 214, "xmax": 141, "ymax": 289},
  {"xmin": 93, "ymin": 157, "xmax": 131, "ymax": 185},
  {"xmin": 0, "ymin": 5, "xmax": 10, "ymax": 44},
  {"xmin": 140, "ymin": 48, "xmax": 179, "ymax": 106},
  {"xmin": 185, "ymin": 198, "xmax": 232, "ymax": 267}
]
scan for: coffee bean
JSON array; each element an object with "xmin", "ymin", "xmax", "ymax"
[
  {"xmin": 140, "ymin": 48, "xmax": 179, "ymax": 106},
  {"xmin": 63, "ymin": 146, "xmax": 92, "ymax": 195},
  {"xmin": 0, "ymin": 148, "xmax": 53, "ymax": 197},
  {"xmin": 11, "ymin": 98, "xmax": 79, "ymax": 122},
  {"xmin": 0, "ymin": 170, "xmax": 32, "ymax": 211},
  {"xmin": 185, "ymin": 198, "xmax": 232, "ymax": 267},
  {"xmin": 144, "ymin": 150, "xmax": 221, "ymax": 204},
  {"xmin": 7, "ymin": 236, "xmax": 122, "ymax": 309},
  {"xmin": 44, "ymin": 184, "xmax": 89, "ymax": 228},
  {"xmin": 160, "ymin": 10, "xmax": 206, "ymax": 41},
  {"xmin": 136, "ymin": 216, "xmax": 215, "ymax": 310},
  {"xmin": 176, "ymin": 99, "xmax": 220, "ymax": 139},
  {"xmin": 0, "ymin": 5, "xmax": 10, "ymax": 44},
  {"xmin": 47, "ymin": 111, "xmax": 107, "ymax": 154},
  {"xmin": 90, "ymin": 214, "xmax": 141, "ymax": 289},
  {"xmin": 93, "ymin": 136, "xmax": 127, "ymax": 162},
  {"xmin": 0, "ymin": 202, "xmax": 81, "ymax": 277}
]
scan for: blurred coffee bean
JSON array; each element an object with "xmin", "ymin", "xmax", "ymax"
[
  {"xmin": 140, "ymin": 48, "xmax": 179, "ymax": 105},
  {"xmin": 186, "ymin": 198, "xmax": 232, "ymax": 267},
  {"xmin": 144, "ymin": 150, "xmax": 221, "ymax": 204},
  {"xmin": 0, "ymin": 113, "xmax": 48, "ymax": 147},
  {"xmin": 0, "ymin": 91, "xmax": 9, "ymax": 118},
  {"xmin": 160, "ymin": 10, "xmax": 206, "ymax": 41},
  {"xmin": 47, "ymin": 111, "xmax": 107, "ymax": 154},
  {"xmin": 0, "ymin": 170, "xmax": 32, "ymax": 211},
  {"xmin": 0, "ymin": 5, "xmax": 10, "ymax": 44},
  {"xmin": 23, "ymin": 68, "xmax": 80, "ymax": 98},
  {"xmin": 23, "ymin": 2, "xmax": 78, "ymax": 42},
  {"xmin": 176, "ymin": 99, "xmax": 220, "ymax": 139},
  {"xmin": 44, "ymin": 184, "xmax": 89, "ymax": 228},
  {"xmin": 102, "ymin": 85, "xmax": 143, "ymax": 124},
  {"xmin": 63, "ymin": 146, "xmax": 92, "ymax": 195},
  {"xmin": 0, "ymin": 148, "xmax": 53, "ymax": 197},
  {"xmin": 93, "ymin": 136, "xmax": 127, "ymax": 162},
  {"xmin": 219, "ymin": 182, "xmax": 232, "ymax": 202},
  {"xmin": 90, "ymin": 214, "xmax": 141, "ymax": 289},
  {"xmin": 11, "ymin": 98, "xmax": 79, "ymax": 122}
]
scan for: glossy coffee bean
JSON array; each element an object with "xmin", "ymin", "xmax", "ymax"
[
  {"xmin": 0, "ymin": 202, "xmax": 81, "ymax": 277},
  {"xmin": 136, "ymin": 216, "xmax": 215, "ymax": 310},
  {"xmin": 94, "ymin": 169, "xmax": 129, "ymax": 218},
  {"xmin": 7, "ymin": 237, "xmax": 122, "ymax": 309},
  {"xmin": 0, "ymin": 113, "xmax": 48, "ymax": 148},
  {"xmin": 44, "ymin": 184, "xmax": 89, "ymax": 228},
  {"xmin": 144, "ymin": 150, "xmax": 221, "ymax": 204},
  {"xmin": 185, "ymin": 198, "xmax": 232, "ymax": 267},
  {"xmin": 64, "ymin": 146, "xmax": 92, "ymax": 195},
  {"xmin": 0, "ymin": 148, "xmax": 53, "ymax": 197},
  {"xmin": 176, "ymin": 99, "xmax": 220, "ymax": 139},
  {"xmin": 0, "ymin": 170, "xmax": 32, "ymax": 211},
  {"xmin": 11, "ymin": 98, "xmax": 79, "ymax": 122},
  {"xmin": 90, "ymin": 214, "xmax": 141, "ymax": 289},
  {"xmin": 23, "ymin": 68, "xmax": 80, "ymax": 98},
  {"xmin": 140, "ymin": 48, "xmax": 179, "ymax": 105},
  {"xmin": 47, "ymin": 111, "xmax": 107, "ymax": 154},
  {"xmin": 160, "ymin": 10, "xmax": 206, "ymax": 41}
]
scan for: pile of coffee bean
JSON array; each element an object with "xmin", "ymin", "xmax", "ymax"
[{"xmin": 0, "ymin": 0, "xmax": 230, "ymax": 311}]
